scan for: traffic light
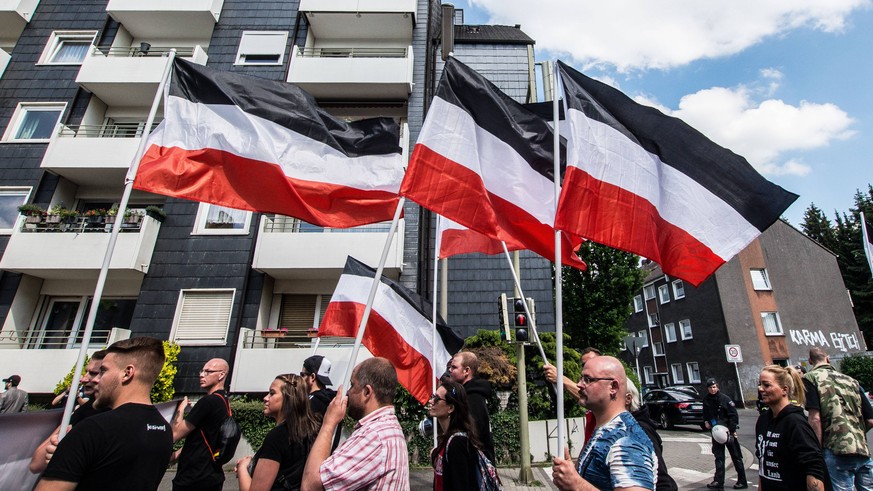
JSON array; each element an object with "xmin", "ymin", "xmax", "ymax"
[
  {"xmin": 497, "ymin": 293, "xmax": 510, "ymax": 341},
  {"xmin": 513, "ymin": 297, "xmax": 529, "ymax": 342}
]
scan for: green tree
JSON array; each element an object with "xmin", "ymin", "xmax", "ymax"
[
  {"xmin": 561, "ymin": 242, "xmax": 645, "ymax": 354},
  {"xmin": 800, "ymin": 203, "xmax": 836, "ymax": 251}
]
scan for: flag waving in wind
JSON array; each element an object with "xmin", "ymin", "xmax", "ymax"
[
  {"xmin": 134, "ymin": 58, "xmax": 404, "ymax": 228},
  {"xmin": 401, "ymin": 57, "xmax": 585, "ymax": 270},
  {"xmin": 555, "ymin": 61, "xmax": 798, "ymax": 286},
  {"xmin": 318, "ymin": 257, "xmax": 463, "ymax": 404},
  {"xmin": 438, "ymin": 216, "xmax": 525, "ymax": 259}
]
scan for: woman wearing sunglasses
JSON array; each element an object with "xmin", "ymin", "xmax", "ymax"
[
  {"xmin": 429, "ymin": 380, "xmax": 484, "ymax": 490},
  {"xmin": 235, "ymin": 374, "xmax": 321, "ymax": 491}
]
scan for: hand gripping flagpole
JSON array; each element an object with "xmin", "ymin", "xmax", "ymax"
[
  {"xmin": 58, "ymin": 50, "xmax": 177, "ymax": 439},
  {"xmin": 338, "ymin": 197, "xmax": 406, "ymax": 391},
  {"xmin": 552, "ymin": 62, "xmax": 566, "ymax": 457}
]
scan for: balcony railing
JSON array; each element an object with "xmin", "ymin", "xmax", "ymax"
[
  {"xmin": 297, "ymin": 47, "xmax": 407, "ymax": 58},
  {"xmin": 92, "ymin": 45, "xmax": 197, "ymax": 58},
  {"xmin": 0, "ymin": 329, "xmax": 113, "ymax": 349},
  {"xmin": 57, "ymin": 122, "xmax": 160, "ymax": 139},
  {"xmin": 263, "ymin": 215, "xmax": 392, "ymax": 233},
  {"xmin": 18, "ymin": 214, "xmax": 145, "ymax": 233}
]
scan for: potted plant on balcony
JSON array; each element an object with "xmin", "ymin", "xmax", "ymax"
[
  {"xmin": 145, "ymin": 205, "xmax": 166, "ymax": 223},
  {"xmin": 83, "ymin": 208, "xmax": 107, "ymax": 226},
  {"xmin": 105, "ymin": 206, "xmax": 118, "ymax": 225},
  {"xmin": 123, "ymin": 209, "xmax": 143, "ymax": 226},
  {"xmin": 45, "ymin": 204, "xmax": 65, "ymax": 226},
  {"xmin": 262, "ymin": 327, "xmax": 288, "ymax": 338},
  {"xmin": 18, "ymin": 204, "xmax": 45, "ymax": 225}
]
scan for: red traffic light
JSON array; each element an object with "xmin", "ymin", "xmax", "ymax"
[{"xmin": 514, "ymin": 313, "xmax": 528, "ymax": 327}]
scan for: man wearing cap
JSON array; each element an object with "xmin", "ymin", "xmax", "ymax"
[
  {"xmin": 302, "ymin": 355, "xmax": 337, "ymax": 416},
  {"xmin": 702, "ymin": 378, "xmax": 747, "ymax": 489},
  {"xmin": 1, "ymin": 375, "xmax": 28, "ymax": 413}
]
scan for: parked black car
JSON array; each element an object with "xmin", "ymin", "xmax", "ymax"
[{"xmin": 643, "ymin": 388, "xmax": 706, "ymax": 430}]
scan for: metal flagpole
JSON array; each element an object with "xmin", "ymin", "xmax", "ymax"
[
  {"xmin": 337, "ymin": 197, "xmax": 406, "ymax": 390},
  {"xmin": 552, "ymin": 61, "xmax": 566, "ymax": 457},
  {"xmin": 58, "ymin": 50, "xmax": 177, "ymax": 439},
  {"xmin": 499, "ymin": 242, "xmax": 549, "ymax": 363},
  {"xmin": 431, "ymin": 215, "xmax": 443, "ymax": 448}
]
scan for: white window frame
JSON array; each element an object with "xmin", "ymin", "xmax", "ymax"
[
  {"xmin": 235, "ymin": 31, "xmax": 288, "ymax": 66},
  {"xmin": 686, "ymin": 362, "xmax": 701, "ymax": 383},
  {"xmin": 647, "ymin": 312, "xmax": 659, "ymax": 327},
  {"xmin": 633, "ymin": 295, "xmax": 643, "ymax": 313},
  {"xmin": 672, "ymin": 279, "xmax": 685, "ymax": 299},
  {"xmin": 37, "ymin": 31, "xmax": 97, "ymax": 65},
  {"xmin": 664, "ymin": 322, "xmax": 677, "ymax": 343},
  {"xmin": 761, "ymin": 311, "xmax": 784, "ymax": 336},
  {"xmin": 679, "ymin": 319, "xmax": 693, "ymax": 340},
  {"xmin": 0, "ymin": 186, "xmax": 33, "ymax": 233},
  {"xmin": 637, "ymin": 330, "xmax": 649, "ymax": 348},
  {"xmin": 671, "ymin": 363, "xmax": 684, "ymax": 383},
  {"xmin": 653, "ymin": 341, "xmax": 665, "ymax": 356},
  {"xmin": 170, "ymin": 289, "xmax": 235, "ymax": 345},
  {"xmin": 643, "ymin": 284, "xmax": 656, "ymax": 300},
  {"xmin": 644, "ymin": 366, "xmax": 654, "ymax": 385},
  {"xmin": 193, "ymin": 203, "xmax": 252, "ymax": 235},
  {"xmin": 2, "ymin": 102, "xmax": 66, "ymax": 142},
  {"xmin": 750, "ymin": 268, "xmax": 772, "ymax": 291},
  {"xmin": 658, "ymin": 284, "xmax": 670, "ymax": 304}
]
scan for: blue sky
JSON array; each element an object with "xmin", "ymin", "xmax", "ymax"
[{"xmin": 456, "ymin": 1, "xmax": 873, "ymax": 226}]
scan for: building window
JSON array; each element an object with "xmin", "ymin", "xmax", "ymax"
[
  {"xmin": 38, "ymin": 31, "xmax": 97, "ymax": 65},
  {"xmin": 647, "ymin": 312, "xmax": 659, "ymax": 327},
  {"xmin": 643, "ymin": 284, "xmax": 656, "ymax": 300},
  {"xmin": 0, "ymin": 187, "xmax": 32, "ymax": 233},
  {"xmin": 750, "ymin": 268, "xmax": 772, "ymax": 291},
  {"xmin": 2, "ymin": 102, "xmax": 66, "ymax": 142},
  {"xmin": 664, "ymin": 322, "xmax": 677, "ymax": 343},
  {"xmin": 686, "ymin": 362, "xmax": 701, "ymax": 383},
  {"xmin": 658, "ymin": 284, "xmax": 670, "ymax": 304},
  {"xmin": 679, "ymin": 319, "xmax": 693, "ymax": 340},
  {"xmin": 761, "ymin": 311, "xmax": 784, "ymax": 335},
  {"xmin": 235, "ymin": 31, "xmax": 287, "ymax": 65},
  {"xmin": 276, "ymin": 294, "xmax": 330, "ymax": 342},
  {"xmin": 644, "ymin": 366, "xmax": 654, "ymax": 384},
  {"xmin": 672, "ymin": 279, "xmax": 685, "ymax": 299},
  {"xmin": 29, "ymin": 296, "xmax": 135, "ymax": 349},
  {"xmin": 653, "ymin": 341, "xmax": 665, "ymax": 356},
  {"xmin": 633, "ymin": 295, "xmax": 643, "ymax": 313},
  {"xmin": 671, "ymin": 363, "xmax": 684, "ymax": 383},
  {"xmin": 193, "ymin": 203, "xmax": 252, "ymax": 235},
  {"xmin": 637, "ymin": 330, "xmax": 648, "ymax": 348},
  {"xmin": 171, "ymin": 289, "xmax": 235, "ymax": 345}
]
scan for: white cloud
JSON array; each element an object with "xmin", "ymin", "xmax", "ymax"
[{"xmin": 468, "ymin": 0, "xmax": 869, "ymax": 70}]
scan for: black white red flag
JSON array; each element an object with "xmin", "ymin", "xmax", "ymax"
[
  {"xmin": 556, "ymin": 61, "xmax": 798, "ymax": 286},
  {"xmin": 134, "ymin": 58, "xmax": 404, "ymax": 228},
  {"xmin": 400, "ymin": 57, "xmax": 586, "ymax": 270},
  {"xmin": 318, "ymin": 257, "xmax": 463, "ymax": 404},
  {"xmin": 862, "ymin": 212, "xmax": 873, "ymax": 278}
]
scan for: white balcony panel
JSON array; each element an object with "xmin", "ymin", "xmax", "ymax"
[
  {"xmin": 0, "ymin": 48, "xmax": 9, "ymax": 79},
  {"xmin": 76, "ymin": 46, "xmax": 207, "ymax": 107},
  {"xmin": 287, "ymin": 47, "xmax": 413, "ymax": 100},
  {"xmin": 106, "ymin": 0, "xmax": 223, "ymax": 39},
  {"xmin": 299, "ymin": 0, "xmax": 415, "ymax": 41},
  {"xmin": 41, "ymin": 134, "xmax": 140, "ymax": 187},
  {"xmin": 0, "ymin": 216, "xmax": 162, "ymax": 280},
  {"xmin": 230, "ymin": 331, "xmax": 373, "ymax": 392},
  {"xmin": 0, "ymin": 0, "xmax": 39, "ymax": 45},
  {"xmin": 252, "ymin": 219, "xmax": 404, "ymax": 280}
]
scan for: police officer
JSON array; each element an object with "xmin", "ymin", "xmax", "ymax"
[{"xmin": 702, "ymin": 378, "xmax": 748, "ymax": 489}]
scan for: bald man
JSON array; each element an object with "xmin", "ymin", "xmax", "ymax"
[
  {"xmin": 171, "ymin": 358, "xmax": 230, "ymax": 491},
  {"xmin": 552, "ymin": 356, "xmax": 657, "ymax": 491}
]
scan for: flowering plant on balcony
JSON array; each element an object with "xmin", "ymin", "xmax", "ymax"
[
  {"xmin": 83, "ymin": 208, "xmax": 108, "ymax": 217},
  {"xmin": 18, "ymin": 204, "xmax": 45, "ymax": 217},
  {"xmin": 262, "ymin": 327, "xmax": 288, "ymax": 338}
]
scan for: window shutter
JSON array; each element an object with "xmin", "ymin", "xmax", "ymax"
[
  {"xmin": 173, "ymin": 290, "xmax": 234, "ymax": 345},
  {"xmin": 279, "ymin": 294, "xmax": 317, "ymax": 339}
]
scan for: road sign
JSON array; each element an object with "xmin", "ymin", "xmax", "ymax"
[{"xmin": 725, "ymin": 344, "xmax": 743, "ymax": 363}]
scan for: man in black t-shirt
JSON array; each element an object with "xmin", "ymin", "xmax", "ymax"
[
  {"xmin": 171, "ymin": 358, "xmax": 230, "ymax": 491},
  {"xmin": 302, "ymin": 355, "xmax": 336, "ymax": 415},
  {"xmin": 36, "ymin": 337, "xmax": 173, "ymax": 491}
]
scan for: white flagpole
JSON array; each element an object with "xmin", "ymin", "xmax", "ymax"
[
  {"xmin": 862, "ymin": 211, "xmax": 873, "ymax": 277},
  {"xmin": 499, "ymin": 242, "xmax": 549, "ymax": 363},
  {"xmin": 58, "ymin": 50, "xmax": 177, "ymax": 439},
  {"xmin": 338, "ymin": 197, "xmax": 406, "ymax": 390},
  {"xmin": 432, "ymin": 215, "xmax": 443, "ymax": 448},
  {"xmin": 552, "ymin": 62, "xmax": 566, "ymax": 456}
]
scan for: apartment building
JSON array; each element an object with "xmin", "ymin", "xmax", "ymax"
[{"xmin": 622, "ymin": 219, "xmax": 867, "ymax": 404}]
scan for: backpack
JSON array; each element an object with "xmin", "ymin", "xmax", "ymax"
[
  {"xmin": 446, "ymin": 432, "xmax": 503, "ymax": 491},
  {"xmin": 200, "ymin": 392, "xmax": 241, "ymax": 466}
]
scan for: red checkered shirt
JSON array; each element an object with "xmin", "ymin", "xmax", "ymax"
[{"xmin": 320, "ymin": 405, "xmax": 409, "ymax": 490}]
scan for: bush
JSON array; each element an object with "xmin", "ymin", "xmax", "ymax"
[
  {"xmin": 230, "ymin": 398, "xmax": 275, "ymax": 450},
  {"xmin": 54, "ymin": 355, "xmax": 92, "ymax": 395},
  {"xmin": 151, "ymin": 341, "xmax": 180, "ymax": 403},
  {"xmin": 840, "ymin": 354, "xmax": 873, "ymax": 390}
]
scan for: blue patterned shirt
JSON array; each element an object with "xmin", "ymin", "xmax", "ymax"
[{"xmin": 576, "ymin": 411, "xmax": 657, "ymax": 490}]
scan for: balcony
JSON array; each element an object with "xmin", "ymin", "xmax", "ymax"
[
  {"xmin": 230, "ymin": 328, "xmax": 373, "ymax": 392},
  {"xmin": 0, "ymin": 328, "xmax": 130, "ymax": 393},
  {"xmin": 0, "ymin": 0, "xmax": 39, "ymax": 45},
  {"xmin": 0, "ymin": 47, "xmax": 9, "ymax": 79},
  {"xmin": 0, "ymin": 214, "xmax": 162, "ymax": 281},
  {"xmin": 42, "ymin": 122, "xmax": 159, "ymax": 187},
  {"xmin": 287, "ymin": 46, "xmax": 413, "ymax": 101},
  {"xmin": 76, "ymin": 46, "xmax": 207, "ymax": 107},
  {"xmin": 299, "ymin": 0, "xmax": 415, "ymax": 42},
  {"xmin": 106, "ymin": 0, "xmax": 223, "ymax": 40},
  {"xmin": 252, "ymin": 216, "xmax": 404, "ymax": 280}
]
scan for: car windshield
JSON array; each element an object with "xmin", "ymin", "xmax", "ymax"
[{"xmin": 663, "ymin": 390, "xmax": 698, "ymax": 401}]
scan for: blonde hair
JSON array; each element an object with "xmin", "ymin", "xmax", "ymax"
[
  {"xmin": 761, "ymin": 364, "xmax": 806, "ymax": 406},
  {"xmin": 626, "ymin": 379, "xmax": 641, "ymax": 412}
]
